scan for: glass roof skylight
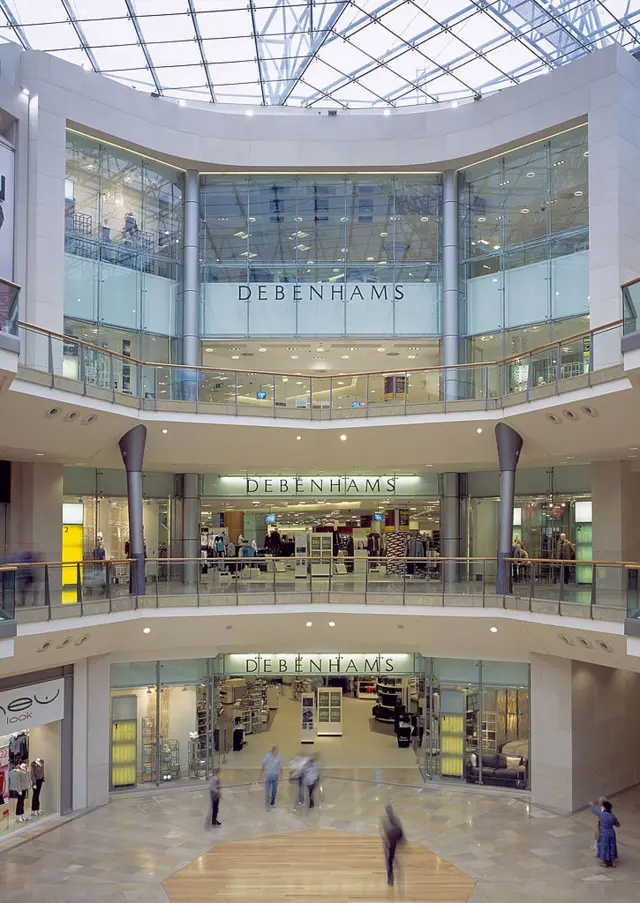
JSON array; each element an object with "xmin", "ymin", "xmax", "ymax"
[{"xmin": 2, "ymin": 1, "xmax": 640, "ymax": 108}]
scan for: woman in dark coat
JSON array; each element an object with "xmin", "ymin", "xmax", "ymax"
[{"xmin": 589, "ymin": 798, "xmax": 620, "ymax": 867}]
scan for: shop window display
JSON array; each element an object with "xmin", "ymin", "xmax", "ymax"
[{"xmin": 0, "ymin": 723, "xmax": 60, "ymax": 835}]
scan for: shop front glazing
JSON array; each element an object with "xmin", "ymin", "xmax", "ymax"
[{"xmin": 109, "ymin": 656, "xmax": 530, "ymax": 793}]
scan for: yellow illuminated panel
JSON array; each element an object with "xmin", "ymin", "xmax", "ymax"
[
  {"xmin": 112, "ymin": 765, "xmax": 136, "ymax": 786},
  {"xmin": 62, "ymin": 523, "xmax": 83, "ymax": 601},
  {"xmin": 441, "ymin": 713, "xmax": 464, "ymax": 777}
]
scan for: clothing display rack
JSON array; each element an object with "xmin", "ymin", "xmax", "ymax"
[{"xmin": 374, "ymin": 677, "xmax": 404, "ymax": 722}]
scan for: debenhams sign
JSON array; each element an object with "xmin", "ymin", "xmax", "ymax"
[
  {"xmin": 235, "ymin": 283, "xmax": 407, "ymax": 302},
  {"xmin": 216, "ymin": 475, "xmax": 426, "ymax": 498},
  {"xmin": 225, "ymin": 653, "xmax": 414, "ymax": 675}
]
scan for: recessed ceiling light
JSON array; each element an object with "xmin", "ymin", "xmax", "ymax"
[
  {"xmin": 296, "ymin": 435, "xmax": 301, "ymax": 441},
  {"xmin": 476, "ymin": 428, "xmax": 483, "ymax": 434},
  {"xmin": 526, "ymin": 171, "xmax": 535, "ymax": 178},
  {"xmin": 490, "ymin": 626, "xmax": 498, "ymax": 633},
  {"xmin": 520, "ymin": 208, "xmax": 529, "ymax": 214},
  {"xmin": 383, "ymin": 109, "xmax": 391, "ymax": 116},
  {"xmin": 574, "ymin": 190, "xmax": 583, "ymax": 197},
  {"xmin": 161, "ymin": 429, "xmax": 168, "ymax": 435},
  {"xmin": 341, "ymin": 355, "xmax": 349, "ymax": 359},
  {"xmin": 258, "ymin": 347, "xmax": 267, "ymax": 352},
  {"xmin": 143, "ymin": 627, "xmax": 151, "ymax": 634},
  {"xmin": 477, "ymin": 216, "xmax": 486, "ymax": 222},
  {"xmin": 316, "ymin": 346, "xmax": 325, "ymax": 352},
  {"xmin": 205, "ymin": 347, "xmax": 213, "ymax": 352},
  {"xmin": 245, "ymin": 109, "xmax": 254, "ymax": 116},
  {"xmin": 305, "ymin": 621, "xmax": 313, "ymax": 627},
  {"xmin": 377, "ymin": 347, "xmax": 386, "ymax": 352},
  {"xmin": 408, "ymin": 354, "xmax": 416, "ymax": 359},
  {"xmin": 231, "ymin": 355, "xmax": 239, "ymax": 359},
  {"xmin": 35, "ymin": 452, "xmax": 44, "ymax": 456},
  {"xmin": 328, "ymin": 621, "xmax": 336, "ymax": 627},
  {"xmin": 340, "ymin": 434, "xmax": 347, "ymax": 441}
]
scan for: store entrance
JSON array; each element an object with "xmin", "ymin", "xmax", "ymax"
[{"xmin": 215, "ymin": 660, "xmax": 424, "ymax": 772}]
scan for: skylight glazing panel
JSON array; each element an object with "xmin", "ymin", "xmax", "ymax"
[
  {"xmin": 133, "ymin": 0, "xmax": 185, "ymax": 14},
  {"xmin": 319, "ymin": 38, "xmax": 373, "ymax": 72},
  {"xmin": 349, "ymin": 21, "xmax": 401, "ymax": 62},
  {"xmin": 21, "ymin": 22, "xmax": 80, "ymax": 50},
  {"xmin": 208, "ymin": 60, "xmax": 260, "ymax": 84},
  {"xmin": 357, "ymin": 67, "xmax": 410, "ymax": 98},
  {"xmin": 148, "ymin": 42, "xmax": 202, "ymax": 68},
  {"xmin": 483, "ymin": 39, "xmax": 539, "ymax": 74},
  {"xmin": 154, "ymin": 65, "xmax": 205, "ymax": 88},
  {"xmin": 109, "ymin": 71, "xmax": 157, "ymax": 91},
  {"xmin": 4, "ymin": 0, "xmax": 64, "ymax": 24},
  {"xmin": 203, "ymin": 37, "xmax": 256, "ymax": 64},
  {"xmin": 79, "ymin": 18, "xmax": 140, "ymax": 48},
  {"xmin": 135, "ymin": 13, "xmax": 195, "ymax": 44},
  {"xmin": 69, "ymin": 0, "xmax": 131, "ymax": 20},
  {"xmin": 91, "ymin": 44, "xmax": 149, "ymax": 72},
  {"xmin": 194, "ymin": 9, "xmax": 253, "ymax": 40}
]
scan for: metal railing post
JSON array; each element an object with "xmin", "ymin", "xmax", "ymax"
[
  {"xmin": 273, "ymin": 556, "xmax": 277, "ymax": 605},
  {"xmin": 77, "ymin": 562, "xmax": 83, "ymax": 614},
  {"xmin": 110, "ymin": 355, "xmax": 115, "ymax": 403},
  {"xmin": 235, "ymin": 372, "xmax": 239, "ymax": 417},
  {"xmin": 529, "ymin": 561, "xmax": 535, "ymax": 612},
  {"xmin": 402, "ymin": 560, "xmax": 406, "ymax": 605},
  {"xmin": 309, "ymin": 376, "xmax": 313, "ymax": 421},
  {"xmin": 273, "ymin": 375, "xmax": 276, "ymax": 418},
  {"xmin": 558, "ymin": 563, "xmax": 564, "ymax": 614},
  {"xmin": 329, "ymin": 377, "xmax": 333, "ymax": 420},
  {"xmin": 590, "ymin": 563, "xmax": 596, "ymax": 619},
  {"xmin": 364, "ymin": 556, "xmax": 368, "ymax": 604},
  {"xmin": 484, "ymin": 364, "xmax": 489, "ymax": 410},
  {"xmin": 44, "ymin": 565, "xmax": 51, "ymax": 619},
  {"xmin": 48, "ymin": 333, "xmax": 54, "ymax": 387},
  {"xmin": 441, "ymin": 561, "xmax": 445, "ymax": 606},
  {"xmin": 482, "ymin": 558, "xmax": 486, "ymax": 607},
  {"xmin": 106, "ymin": 561, "xmax": 112, "ymax": 612},
  {"xmin": 365, "ymin": 373, "xmax": 369, "ymax": 418},
  {"xmin": 555, "ymin": 342, "xmax": 562, "ymax": 394}
]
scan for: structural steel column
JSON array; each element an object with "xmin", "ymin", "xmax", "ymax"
[
  {"xmin": 495, "ymin": 422, "xmax": 523, "ymax": 595},
  {"xmin": 119, "ymin": 425, "xmax": 147, "ymax": 596},
  {"xmin": 183, "ymin": 169, "xmax": 200, "ymax": 380},
  {"xmin": 182, "ymin": 170, "xmax": 201, "ymax": 583},
  {"xmin": 441, "ymin": 472, "xmax": 461, "ymax": 585},
  {"xmin": 183, "ymin": 473, "xmax": 200, "ymax": 586},
  {"xmin": 442, "ymin": 169, "xmax": 459, "ymax": 401}
]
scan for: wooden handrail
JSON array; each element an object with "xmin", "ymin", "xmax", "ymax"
[
  {"xmin": 18, "ymin": 318, "xmax": 622, "ymax": 380},
  {"xmin": 0, "ymin": 276, "xmax": 20, "ymax": 291}
]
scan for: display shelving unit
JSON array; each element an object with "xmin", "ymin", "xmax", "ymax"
[
  {"xmin": 141, "ymin": 715, "xmax": 156, "ymax": 783},
  {"xmin": 355, "ymin": 677, "xmax": 377, "ymax": 699},
  {"xmin": 310, "ymin": 533, "xmax": 332, "ymax": 576},
  {"xmin": 160, "ymin": 739, "xmax": 180, "ymax": 781},
  {"xmin": 375, "ymin": 677, "xmax": 403, "ymax": 723}
]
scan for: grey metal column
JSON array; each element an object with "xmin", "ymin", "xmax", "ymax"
[
  {"xmin": 495, "ymin": 422, "xmax": 523, "ymax": 595},
  {"xmin": 183, "ymin": 169, "xmax": 200, "ymax": 384},
  {"xmin": 441, "ymin": 472, "xmax": 461, "ymax": 586},
  {"xmin": 182, "ymin": 170, "xmax": 201, "ymax": 583},
  {"xmin": 183, "ymin": 472, "xmax": 200, "ymax": 586},
  {"xmin": 442, "ymin": 169, "xmax": 459, "ymax": 401},
  {"xmin": 118, "ymin": 425, "xmax": 147, "ymax": 596}
]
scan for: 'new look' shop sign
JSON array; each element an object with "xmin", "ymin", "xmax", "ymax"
[
  {"xmin": 225, "ymin": 653, "xmax": 415, "ymax": 675},
  {"xmin": 207, "ymin": 474, "xmax": 437, "ymax": 499},
  {"xmin": 0, "ymin": 678, "xmax": 64, "ymax": 731}
]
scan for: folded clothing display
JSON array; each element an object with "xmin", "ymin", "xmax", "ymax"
[{"xmin": 466, "ymin": 752, "xmax": 527, "ymax": 788}]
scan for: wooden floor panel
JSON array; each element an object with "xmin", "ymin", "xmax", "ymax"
[{"xmin": 163, "ymin": 829, "xmax": 476, "ymax": 903}]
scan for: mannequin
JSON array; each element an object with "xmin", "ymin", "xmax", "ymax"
[
  {"xmin": 92, "ymin": 533, "xmax": 106, "ymax": 561},
  {"xmin": 30, "ymin": 759, "xmax": 45, "ymax": 816},
  {"xmin": 9, "ymin": 762, "xmax": 31, "ymax": 823}
]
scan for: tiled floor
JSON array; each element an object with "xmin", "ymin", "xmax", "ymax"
[{"xmin": 1, "ymin": 771, "xmax": 639, "ymax": 902}]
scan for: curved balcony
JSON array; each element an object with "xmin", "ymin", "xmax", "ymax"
[
  {"xmin": 5, "ymin": 556, "xmax": 632, "ymax": 625},
  {"xmin": 17, "ymin": 320, "xmax": 623, "ymax": 420}
]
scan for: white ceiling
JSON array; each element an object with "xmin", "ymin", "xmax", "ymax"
[
  {"xmin": 5, "ymin": 604, "xmax": 636, "ymax": 684},
  {"xmin": 4, "ymin": 373, "xmax": 640, "ymax": 474}
]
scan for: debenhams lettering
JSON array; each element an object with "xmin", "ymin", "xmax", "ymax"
[
  {"xmin": 247, "ymin": 476, "xmax": 397, "ymax": 494},
  {"xmin": 244, "ymin": 656, "xmax": 397, "ymax": 674},
  {"xmin": 237, "ymin": 283, "xmax": 405, "ymax": 302}
]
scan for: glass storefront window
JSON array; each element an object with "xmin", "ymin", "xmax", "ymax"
[
  {"xmin": 65, "ymin": 131, "xmax": 183, "ymax": 336},
  {"xmin": 460, "ymin": 124, "xmax": 588, "ymax": 346},
  {"xmin": 200, "ymin": 173, "xmax": 441, "ymax": 338}
]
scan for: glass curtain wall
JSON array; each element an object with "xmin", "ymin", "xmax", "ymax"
[
  {"xmin": 459, "ymin": 125, "xmax": 589, "ymax": 394},
  {"xmin": 64, "ymin": 131, "xmax": 184, "ymax": 340},
  {"xmin": 200, "ymin": 174, "xmax": 441, "ymax": 338}
]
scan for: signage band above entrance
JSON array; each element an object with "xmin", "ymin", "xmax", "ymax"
[
  {"xmin": 224, "ymin": 653, "xmax": 415, "ymax": 676},
  {"xmin": 213, "ymin": 475, "xmax": 435, "ymax": 499}
]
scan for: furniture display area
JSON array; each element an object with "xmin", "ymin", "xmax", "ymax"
[{"xmin": 466, "ymin": 752, "xmax": 528, "ymax": 788}]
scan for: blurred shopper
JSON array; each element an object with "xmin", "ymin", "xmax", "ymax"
[
  {"xmin": 208, "ymin": 768, "xmax": 222, "ymax": 827},
  {"xmin": 261, "ymin": 745, "xmax": 281, "ymax": 807},
  {"xmin": 289, "ymin": 751, "xmax": 309, "ymax": 806},
  {"xmin": 304, "ymin": 754, "xmax": 320, "ymax": 809},
  {"xmin": 590, "ymin": 797, "xmax": 620, "ymax": 867},
  {"xmin": 382, "ymin": 804, "xmax": 405, "ymax": 887}
]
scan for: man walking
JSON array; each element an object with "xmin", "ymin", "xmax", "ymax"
[
  {"xmin": 209, "ymin": 768, "xmax": 222, "ymax": 826},
  {"xmin": 261, "ymin": 745, "xmax": 282, "ymax": 807},
  {"xmin": 382, "ymin": 804, "xmax": 405, "ymax": 887}
]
